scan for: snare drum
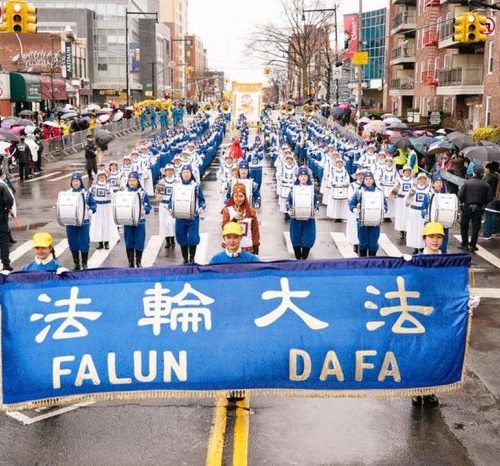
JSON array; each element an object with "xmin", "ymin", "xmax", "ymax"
[
  {"xmin": 113, "ymin": 191, "xmax": 142, "ymax": 226},
  {"xmin": 172, "ymin": 183, "xmax": 196, "ymax": 219},
  {"xmin": 57, "ymin": 191, "xmax": 86, "ymax": 226},
  {"xmin": 291, "ymin": 185, "xmax": 314, "ymax": 220},
  {"xmin": 332, "ymin": 186, "xmax": 348, "ymax": 200},
  {"xmin": 429, "ymin": 193, "xmax": 458, "ymax": 228},
  {"xmin": 360, "ymin": 190, "xmax": 384, "ymax": 227}
]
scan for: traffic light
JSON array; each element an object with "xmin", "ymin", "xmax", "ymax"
[
  {"xmin": 185, "ymin": 66, "xmax": 194, "ymax": 75},
  {"xmin": 453, "ymin": 13, "xmax": 468, "ymax": 43},
  {"xmin": 0, "ymin": 1, "xmax": 37, "ymax": 33},
  {"xmin": 471, "ymin": 13, "xmax": 488, "ymax": 43},
  {"xmin": 263, "ymin": 66, "xmax": 272, "ymax": 75}
]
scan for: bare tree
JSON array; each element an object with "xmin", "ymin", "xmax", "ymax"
[{"xmin": 247, "ymin": 0, "xmax": 334, "ymax": 100}]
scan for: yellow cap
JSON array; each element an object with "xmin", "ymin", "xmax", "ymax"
[
  {"xmin": 423, "ymin": 222, "xmax": 444, "ymax": 237},
  {"xmin": 222, "ymin": 222, "xmax": 243, "ymax": 237},
  {"xmin": 32, "ymin": 232, "xmax": 54, "ymax": 248}
]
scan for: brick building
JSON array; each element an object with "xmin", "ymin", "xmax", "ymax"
[
  {"xmin": 385, "ymin": 0, "xmax": 494, "ymax": 130},
  {"xmin": 185, "ymin": 34, "xmax": 207, "ymax": 99}
]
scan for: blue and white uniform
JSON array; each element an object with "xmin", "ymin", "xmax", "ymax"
[
  {"xmin": 89, "ymin": 173, "xmax": 120, "ymax": 244},
  {"xmin": 405, "ymin": 174, "xmax": 430, "ymax": 250},
  {"xmin": 157, "ymin": 170, "xmax": 176, "ymax": 238}
]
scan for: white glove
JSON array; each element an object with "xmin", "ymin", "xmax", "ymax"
[
  {"xmin": 353, "ymin": 208, "xmax": 359, "ymax": 215},
  {"xmin": 56, "ymin": 267, "xmax": 69, "ymax": 275}
]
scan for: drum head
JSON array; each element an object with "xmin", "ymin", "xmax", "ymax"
[{"xmin": 57, "ymin": 191, "xmax": 86, "ymax": 227}]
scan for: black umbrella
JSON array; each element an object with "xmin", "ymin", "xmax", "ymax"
[
  {"xmin": 0, "ymin": 129, "xmax": 20, "ymax": 143},
  {"xmin": 446, "ymin": 131, "xmax": 474, "ymax": 150},
  {"xmin": 390, "ymin": 136, "xmax": 410, "ymax": 149},
  {"xmin": 94, "ymin": 129, "xmax": 114, "ymax": 149},
  {"xmin": 426, "ymin": 140, "xmax": 455, "ymax": 155},
  {"xmin": 462, "ymin": 145, "xmax": 500, "ymax": 162}
]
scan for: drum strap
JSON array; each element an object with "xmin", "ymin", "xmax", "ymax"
[
  {"xmin": 410, "ymin": 205, "xmax": 424, "ymax": 210},
  {"xmin": 95, "ymin": 200, "xmax": 111, "ymax": 205}
]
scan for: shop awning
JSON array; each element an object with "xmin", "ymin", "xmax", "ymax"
[
  {"xmin": 9, "ymin": 73, "xmax": 41, "ymax": 103},
  {"xmin": 39, "ymin": 75, "xmax": 68, "ymax": 101}
]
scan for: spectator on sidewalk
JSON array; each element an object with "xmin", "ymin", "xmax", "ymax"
[{"xmin": 481, "ymin": 161, "xmax": 500, "ymax": 240}]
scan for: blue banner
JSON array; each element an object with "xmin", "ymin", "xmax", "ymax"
[{"xmin": 0, "ymin": 255, "xmax": 471, "ymax": 410}]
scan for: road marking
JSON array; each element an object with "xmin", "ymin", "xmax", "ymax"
[
  {"xmin": 24, "ymin": 171, "xmax": 63, "ymax": 183},
  {"xmin": 379, "ymin": 233, "xmax": 403, "ymax": 257},
  {"xmin": 142, "ymin": 235, "xmax": 164, "ymax": 267},
  {"xmin": 54, "ymin": 239, "xmax": 69, "ymax": 258},
  {"xmin": 205, "ymin": 397, "xmax": 228, "ymax": 466},
  {"xmin": 283, "ymin": 231, "xmax": 294, "ymax": 255},
  {"xmin": 195, "ymin": 233, "xmax": 209, "ymax": 265},
  {"xmin": 6, "ymin": 402, "xmax": 94, "ymax": 425},
  {"xmin": 10, "ymin": 240, "xmax": 33, "ymax": 263},
  {"xmin": 454, "ymin": 235, "xmax": 500, "ymax": 270},
  {"xmin": 87, "ymin": 237, "xmax": 120, "ymax": 269},
  {"xmin": 330, "ymin": 232, "xmax": 357, "ymax": 258},
  {"xmin": 233, "ymin": 397, "xmax": 250, "ymax": 466},
  {"xmin": 48, "ymin": 173, "xmax": 88, "ymax": 182},
  {"xmin": 471, "ymin": 288, "xmax": 500, "ymax": 299}
]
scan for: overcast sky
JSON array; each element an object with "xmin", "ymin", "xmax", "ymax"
[{"xmin": 188, "ymin": 0, "xmax": 387, "ymax": 83}]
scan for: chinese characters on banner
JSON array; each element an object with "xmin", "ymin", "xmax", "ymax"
[{"xmin": 0, "ymin": 256, "xmax": 471, "ymax": 410}]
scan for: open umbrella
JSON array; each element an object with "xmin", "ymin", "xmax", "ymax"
[
  {"xmin": 98, "ymin": 113, "xmax": 111, "ymax": 123},
  {"xmin": 0, "ymin": 141, "xmax": 12, "ymax": 152},
  {"xmin": 1, "ymin": 117, "xmax": 34, "ymax": 128},
  {"xmin": 43, "ymin": 120, "xmax": 60, "ymax": 128},
  {"xmin": 435, "ymin": 128, "xmax": 455, "ymax": 136},
  {"xmin": 390, "ymin": 136, "xmax": 411, "ymax": 149},
  {"xmin": 0, "ymin": 129, "xmax": 20, "ymax": 143},
  {"xmin": 9, "ymin": 126, "xmax": 25, "ymax": 136},
  {"xmin": 18, "ymin": 110, "xmax": 34, "ymax": 117},
  {"xmin": 426, "ymin": 140, "xmax": 455, "ymax": 155},
  {"xmin": 60, "ymin": 112, "xmax": 79, "ymax": 120},
  {"xmin": 381, "ymin": 113, "xmax": 396, "ymax": 119},
  {"xmin": 94, "ymin": 129, "xmax": 114, "ymax": 149},
  {"xmin": 112, "ymin": 110, "xmax": 124, "ymax": 122},
  {"xmin": 357, "ymin": 116, "xmax": 371, "ymax": 124},
  {"xmin": 383, "ymin": 117, "xmax": 402, "ymax": 126},
  {"xmin": 446, "ymin": 131, "xmax": 474, "ymax": 150},
  {"xmin": 96, "ymin": 109, "xmax": 111, "ymax": 115},
  {"xmin": 462, "ymin": 145, "xmax": 500, "ymax": 162},
  {"xmin": 365, "ymin": 120, "xmax": 385, "ymax": 132}
]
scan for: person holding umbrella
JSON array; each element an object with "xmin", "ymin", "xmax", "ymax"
[{"xmin": 84, "ymin": 136, "xmax": 98, "ymax": 183}]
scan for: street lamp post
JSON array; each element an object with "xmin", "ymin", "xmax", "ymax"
[
  {"xmin": 356, "ymin": 0, "xmax": 363, "ymax": 119},
  {"xmin": 125, "ymin": 8, "xmax": 158, "ymax": 105}
]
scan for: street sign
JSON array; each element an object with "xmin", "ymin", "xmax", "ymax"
[
  {"xmin": 486, "ymin": 16, "xmax": 496, "ymax": 34},
  {"xmin": 428, "ymin": 111, "xmax": 442, "ymax": 126},
  {"xmin": 352, "ymin": 51, "xmax": 369, "ymax": 66}
]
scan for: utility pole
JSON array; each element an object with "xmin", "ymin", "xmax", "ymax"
[{"xmin": 356, "ymin": 0, "xmax": 363, "ymax": 119}]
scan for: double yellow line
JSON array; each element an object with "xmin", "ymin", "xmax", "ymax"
[{"xmin": 206, "ymin": 397, "xmax": 250, "ymax": 466}]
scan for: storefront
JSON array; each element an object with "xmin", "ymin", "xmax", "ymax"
[
  {"xmin": 0, "ymin": 73, "xmax": 12, "ymax": 117},
  {"xmin": 9, "ymin": 73, "xmax": 42, "ymax": 113}
]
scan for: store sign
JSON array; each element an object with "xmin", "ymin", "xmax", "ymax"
[
  {"xmin": 0, "ymin": 73, "xmax": 10, "ymax": 100},
  {"xmin": 65, "ymin": 42, "xmax": 73, "ymax": 79},
  {"xmin": 11, "ymin": 50, "xmax": 65, "ymax": 71}
]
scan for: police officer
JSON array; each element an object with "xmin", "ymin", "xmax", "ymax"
[
  {"xmin": 85, "ymin": 136, "xmax": 98, "ymax": 183},
  {"xmin": 0, "ymin": 176, "xmax": 14, "ymax": 271},
  {"xmin": 458, "ymin": 165, "xmax": 493, "ymax": 252}
]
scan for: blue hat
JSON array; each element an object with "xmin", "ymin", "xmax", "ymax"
[
  {"xmin": 181, "ymin": 164, "xmax": 192, "ymax": 172},
  {"xmin": 128, "ymin": 171, "xmax": 140, "ymax": 180},
  {"xmin": 387, "ymin": 144, "xmax": 397, "ymax": 153},
  {"xmin": 70, "ymin": 172, "xmax": 85, "ymax": 189},
  {"xmin": 364, "ymin": 170, "xmax": 374, "ymax": 179},
  {"xmin": 432, "ymin": 173, "xmax": 443, "ymax": 182},
  {"xmin": 298, "ymin": 166, "xmax": 309, "ymax": 176},
  {"xmin": 238, "ymin": 160, "xmax": 249, "ymax": 169}
]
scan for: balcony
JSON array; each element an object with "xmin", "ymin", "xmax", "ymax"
[
  {"xmin": 390, "ymin": 43, "xmax": 416, "ymax": 64},
  {"xmin": 392, "ymin": 0, "xmax": 416, "ymax": 4},
  {"xmin": 389, "ymin": 77, "xmax": 415, "ymax": 96},
  {"xmin": 439, "ymin": 19, "xmax": 462, "ymax": 48},
  {"xmin": 425, "ymin": 0, "xmax": 440, "ymax": 6},
  {"xmin": 423, "ymin": 29, "xmax": 439, "ymax": 46},
  {"xmin": 421, "ymin": 71, "xmax": 438, "ymax": 86},
  {"xmin": 391, "ymin": 10, "xmax": 417, "ymax": 35},
  {"xmin": 436, "ymin": 66, "xmax": 484, "ymax": 95}
]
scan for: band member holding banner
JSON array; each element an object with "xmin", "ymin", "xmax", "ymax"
[
  {"xmin": 286, "ymin": 167, "xmax": 319, "ymax": 260},
  {"xmin": 226, "ymin": 160, "xmax": 261, "ymax": 209},
  {"xmin": 209, "ymin": 221, "xmax": 260, "ymax": 264},
  {"xmin": 66, "ymin": 173, "xmax": 97, "ymax": 270},
  {"xmin": 90, "ymin": 170, "xmax": 120, "ymax": 250},
  {"xmin": 22, "ymin": 232, "xmax": 61, "ymax": 272},
  {"xmin": 173, "ymin": 165, "xmax": 206, "ymax": 265},
  {"xmin": 156, "ymin": 164, "xmax": 176, "ymax": 250},
  {"xmin": 124, "ymin": 172, "xmax": 151, "ymax": 268},
  {"xmin": 222, "ymin": 182, "xmax": 260, "ymax": 255},
  {"xmin": 349, "ymin": 171, "xmax": 387, "ymax": 257}
]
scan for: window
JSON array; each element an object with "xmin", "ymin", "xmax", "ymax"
[
  {"xmin": 98, "ymin": 64, "xmax": 107, "ymax": 71},
  {"xmin": 488, "ymin": 41, "xmax": 494, "ymax": 74},
  {"xmin": 486, "ymin": 96, "xmax": 492, "ymax": 126}
]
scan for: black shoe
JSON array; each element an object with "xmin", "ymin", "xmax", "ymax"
[
  {"xmin": 104, "ymin": 242, "xmax": 109, "ymax": 250},
  {"xmin": 9, "ymin": 239, "xmax": 17, "ymax": 244},
  {"xmin": 71, "ymin": 251, "xmax": 81, "ymax": 270},
  {"xmin": 96, "ymin": 242, "xmax": 104, "ymax": 250},
  {"xmin": 165, "ymin": 238, "xmax": 169, "ymax": 249},
  {"xmin": 353, "ymin": 245, "xmax": 359, "ymax": 254},
  {"xmin": 126, "ymin": 249, "xmax": 135, "ymax": 268},
  {"xmin": 384, "ymin": 218, "xmax": 392, "ymax": 223},
  {"xmin": 335, "ymin": 219, "xmax": 342, "ymax": 223},
  {"xmin": 413, "ymin": 248, "xmax": 420, "ymax": 254},
  {"xmin": 423, "ymin": 394, "xmax": 439, "ymax": 407},
  {"xmin": 2, "ymin": 265, "xmax": 13, "ymax": 272},
  {"xmin": 135, "ymin": 250, "xmax": 142, "ymax": 268},
  {"xmin": 412, "ymin": 396, "xmax": 423, "ymax": 407},
  {"xmin": 470, "ymin": 245, "xmax": 478, "ymax": 252},
  {"xmin": 81, "ymin": 252, "xmax": 88, "ymax": 270},
  {"xmin": 457, "ymin": 245, "xmax": 470, "ymax": 251}
]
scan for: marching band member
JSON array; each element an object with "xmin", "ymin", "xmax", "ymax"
[
  {"xmin": 209, "ymin": 221, "xmax": 260, "ymax": 264},
  {"xmin": 174, "ymin": 164, "xmax": 206, "ymax": 265},
  {"xmin": 89, "ymin": 170, "xmax": 120, "ymax": 250},
  {"xmin": 226, "ymin": 160, "xmax": 261, "ymax": 209},
  {"xmin": 405, "ymin": 172, "xmax": 430, "ymax": 254},
  {"xmin": 156, "ymin": 164, "xmax": 176, "ymax": 250},
  {"xmin": 356, "ymin": 144, "xmax": 377, "ymax": 171},
  {"xmin": 320, "ymin": 146, "xmax": 338, "ymax": 205},
  {"xmin": 137, "ymin": 147, "xmax": 155, "ymax": 196},
  {"xmin": 107, "ymin": 160, "xmax": 121, "ymax": 193},
  {"xmin": 246, "ymin": 136, "xmax": 264, "ymax": 188},
  {"xmin": 327, "ymin": 158, "xmax": 349, "ymax": 222},
  {"xmin": 349, "ymin": 171, "xmax": 387, "ymax": 257},
  {"xmin": 421, "ymin": 174, "xmax": 453, "ymax": 253},
  {"xmin": 286, "ymin": 167, "xmax": 319, "ymax": 260},
  {"xmin": 346, "ymin": 169, "xmax": 365, "ymax": 253},
  {"xmin": 278, "ymin": 152, "xmax": 298, "ymax": 220},
  {"xmin": 66, "ymin": 172, "xmax": 96, "ymax": 270},
  {"xmin": 378, "ymin": 156, "xmax": 398, "ymax": 220},
  {"xmin": 119, "ymin": 155, "xmax": 134, "ymax": 189},
  {"xmin": 124, "ymin": 171, "xmax": 151, "ymax": 268},
  {"xmin": 222, "ymin": 182, "xmax": 260, "ymax": 255},
  {"xmin": 172, "ymin": 155, "xmax": 184, "ymax": 180},
  {"xmin": 392, "ymin": 165, "xmax": 414, "ymax": 241},
  {"xmin": 22, "ymin": 232, "xmax": 61, "ymax": 272},
  {"xmin": 216, "ymin": 151, "xmax": 235, "ymax": 203}
]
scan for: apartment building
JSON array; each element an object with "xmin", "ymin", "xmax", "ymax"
[{"xmin": 386, "ymin": 0, "xmax": 496, "ymax": 130}]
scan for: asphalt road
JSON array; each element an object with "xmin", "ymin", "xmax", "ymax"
[{"xmin": 1, "ymin": 126, "xmax": 499, "ymax": 466}]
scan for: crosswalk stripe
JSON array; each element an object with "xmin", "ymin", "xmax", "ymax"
[
  {"xmin": 48, "ymin": 173, "xmax": 88, "ymax": 182},
  {"xmin": 471, "ymin": 288, "xmax": 500, "ymax": 299},
  {"xmin": 195, "ymin": 233, "xmax": 209, "ymax": 265},
  {"xmin": 142, "ymin": 235, "xmax": 164, "ymax": 267},
  {"xmin": 87, "ymin": 237, "xmax": 120, "ymax": 269},
  {"xmin": 379, "ymin": 234, "xmax": 404, "ymax": 257},
  {"xmin": 283, "ymin": 231, "xmax": 294, "ymax": 255},
  {"xmin": 330, "ymin": 232, "xmax": 357, "ymax": 258},
  {"xmin": 10, "ymin": 240, "xmax": 33, "ymax": 263},
  {"xmin": 453, "ymin": 235, "xmax": 500, "ymax": 270},
  {"xmin": 24, "ymin": 171, "xmax": 63, "ymax": 184},
  {"xmin": 54, "ymin": 239, "xmax": 69, "ymax": 258}
]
